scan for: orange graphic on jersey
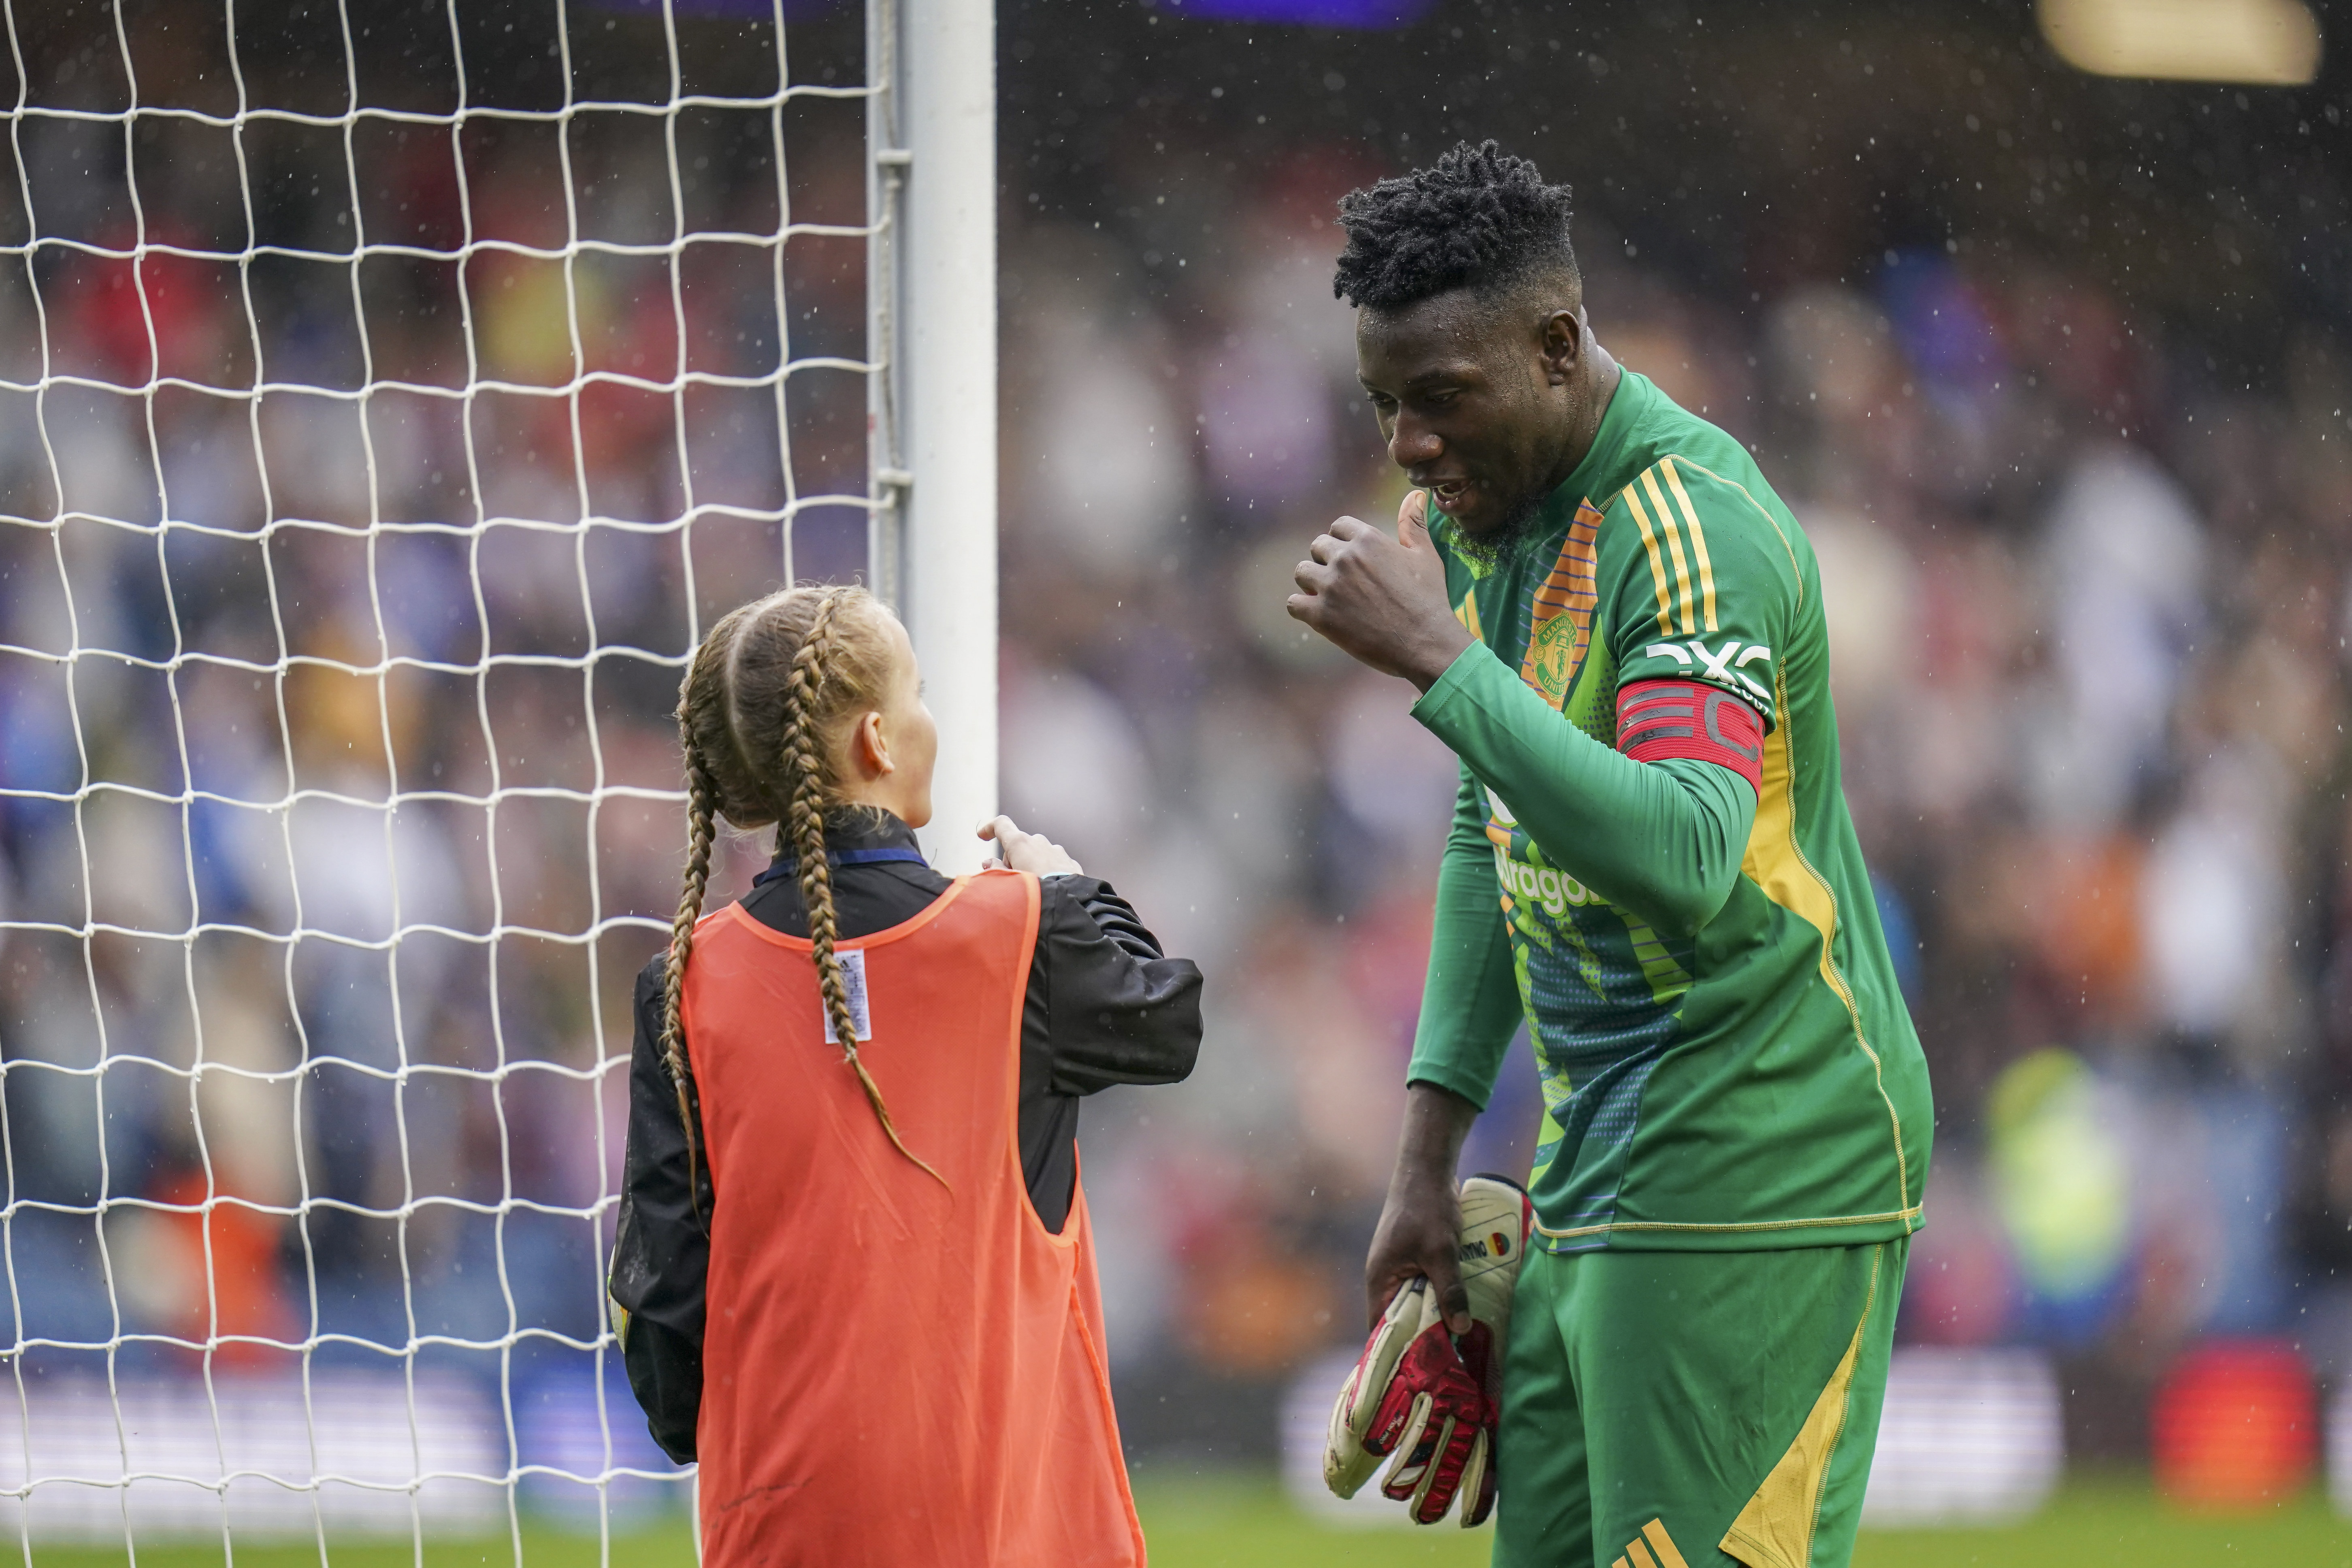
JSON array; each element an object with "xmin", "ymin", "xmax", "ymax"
[{"xmin": 1519, "ymin": 500, "xmax": 1603, "ymax": 707}]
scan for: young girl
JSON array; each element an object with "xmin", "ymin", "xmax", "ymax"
[{"xmin": 607, "ymin": 585, "xmax": 1202, "ymax": 1565}]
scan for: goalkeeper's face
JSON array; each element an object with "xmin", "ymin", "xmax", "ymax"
[{"xmin": 1356, "ymin": 287, "xmax": 1588, "ymax": 542}]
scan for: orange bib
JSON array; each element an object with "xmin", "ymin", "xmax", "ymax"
[{"xmin": 684, "ymin": 869, "xmax": 1144, "ymax": 1567}]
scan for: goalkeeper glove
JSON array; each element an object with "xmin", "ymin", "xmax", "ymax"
[
  {"xmin": 1324, "ymin": 1173, "xmax": 1533, "ymax": 1526},
  {"xmin": 1323, "ymin": 1274, "xmax": 1489, "ymax": 1523},
  {"xmin": 1449, "ymin": 1172, "xmax": 1534, "ymax": 1524}
]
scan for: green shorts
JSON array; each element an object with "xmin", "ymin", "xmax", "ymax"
[{"xmin": 1493, "ymin": 1238, "xmax": 1905, "ymax": 1568}]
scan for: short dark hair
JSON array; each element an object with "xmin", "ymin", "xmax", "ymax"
[{"xmin": 1331, "ymin": 140, "xmax": 1579, "ymax": 313}]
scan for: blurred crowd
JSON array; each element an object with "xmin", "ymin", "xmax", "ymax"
[
  {"xmin": 997, "ymin": 147, "xmax": 2352, "ymax": 1451},
  {"xmin": 2, "ymin": 1, "xmax": 2350, "ymax": 1476}
]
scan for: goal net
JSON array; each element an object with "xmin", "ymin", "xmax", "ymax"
[{"xmin": 0, "ymin": 0, "xmax": 899, "ymax": 1553}]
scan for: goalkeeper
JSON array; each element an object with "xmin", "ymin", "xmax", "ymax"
[
  {"xmin": 1289, "ymin": 143, "xmax": 1931, "ymax": 1568},
  {"xmin": 606, "ymin": 586, "xmax": 1202, "ymax": 1566}
]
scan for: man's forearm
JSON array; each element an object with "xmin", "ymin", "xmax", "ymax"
[
  {"xmin": 1407, "ymin": 822, "xmax": 1522, "ymax": 1109},
  {"xmin": 1366, "ymin": 1082, "xmax": 1483, "ymax": 1332},
  {"xmin": 1411, "ymin": 644, "xmax": 1755, "ymax": 937},
  {"xmin": 1393, "ymin": 1081, "xmax": 1480, "ymax": 1187}
]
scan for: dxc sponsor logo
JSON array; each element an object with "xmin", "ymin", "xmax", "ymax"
[{"xmin": 1642, "ymin": 637, "xmax": 1772, "ymax": 705}]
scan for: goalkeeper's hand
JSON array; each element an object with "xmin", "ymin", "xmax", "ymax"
[
  {"xmin": 1326, "ymin": 1174, "xmax": 1533, "ymax": 1526},
  {"xmin": 1364, "ymin": 1089, "xmax": 1478, "ymax": 1341}
]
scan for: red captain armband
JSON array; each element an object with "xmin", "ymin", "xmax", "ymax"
[{"xmin": 1616, "ymin": 679, "xmax": 1765, "ymax": 793}]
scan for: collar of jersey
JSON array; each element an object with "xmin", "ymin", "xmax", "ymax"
[
  {"xmin": 752, "ymin": 810, "xmax": 926, "ymax": 888},
  {"xmin": 1547, "ymin": 364, "xmax": 1649, "ymax": 517},
  {"xmin": 751, "ymin": 846, "xmax": 930, "ymax": 889},
  {"xmin": 720, "ymin": 873, "xmax": 978, "ymax": 953}
]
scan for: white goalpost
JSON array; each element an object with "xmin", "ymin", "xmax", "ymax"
[
  {"xmin": 0, "ymin": 0, "xmax": 992, "ymax": 1557},
  {"xmin": 868, "ymin": 0, "xmax": 997, "ymax": 875}
]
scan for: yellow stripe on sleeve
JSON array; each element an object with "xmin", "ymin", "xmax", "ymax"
[
  {"xmin": 1641, "ymin": 466, "xmax": 1696, "ymax": 634},
  {"xmin": 1623, "ymin": 483, "xmax": 1677, "ymax": 636},
  {"xmin": 1660, "ymin": 458, "xmax": 1717, "ymax": 633}
]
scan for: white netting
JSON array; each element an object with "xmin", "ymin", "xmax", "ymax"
[{"xmin": 0, "ymin": 0, "xmax": 879, "ymax": 1554}]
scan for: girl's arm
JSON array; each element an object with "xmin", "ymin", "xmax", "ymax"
[
  {"xmin": 609, "ymin": 957, "xmax": 713, "ymax": 1464},
  {"xmin": 1035, "ymin": 877, "xmax": 1205, "ymax": 1091}
]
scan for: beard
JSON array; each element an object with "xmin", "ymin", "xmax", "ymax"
[{"xmin": 1445, "ymin": 486, "xmax": 1547, "ymax": 570}]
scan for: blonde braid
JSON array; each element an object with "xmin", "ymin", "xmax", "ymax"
[
  {"xmin": 784, "ymin": 590, "xmax": 947, "ymax": 1187},
  {"xmin": 661, "ymin": 744, "xmax": 720, "ymax": 1231}
]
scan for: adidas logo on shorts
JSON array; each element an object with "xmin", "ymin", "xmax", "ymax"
[{"xmin": 1613, "ymin": 1517, "xmax": 1690, "ymax": 1568}]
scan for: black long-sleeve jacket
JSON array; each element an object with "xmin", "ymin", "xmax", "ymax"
[{"xmin": 606, "ymin": 812, "xmax": 1204, "ymax": 1463}]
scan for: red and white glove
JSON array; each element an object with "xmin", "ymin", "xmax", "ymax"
[
  {"xmin": 1449, "ymin": 1173, "xmax": 1534, "ymax": 1524},
  {"xmin": 1324, "ymin": 1174, "xmax": 1534, "ymax": 1527},
  {"xmin": 1322, "ymin": 1275, "xmax": 1492, "ymax": 1523}
]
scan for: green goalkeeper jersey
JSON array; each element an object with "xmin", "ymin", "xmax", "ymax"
[{"xmin": 1407, "ymin": 369, "xmax": 1931, "ymax": 1254}]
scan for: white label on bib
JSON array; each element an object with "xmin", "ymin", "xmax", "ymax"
[{"xmin": 821, "ymin": 949, "xmax": 873, "ymax": 1044}]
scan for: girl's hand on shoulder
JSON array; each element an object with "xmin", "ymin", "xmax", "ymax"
[{"xmin": 978, "ymin": 815, "xmax": 1084, "ymax": 878}]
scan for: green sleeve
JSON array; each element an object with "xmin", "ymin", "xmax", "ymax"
[
  {"xmin": 1403, "ymin": 763, "xmax": 1524, "ymax": 1110},
  {"xmin": 1605, "ymin": 452, "xmax": 1799, "ymax": 726},
  {"xmin": 1410, "ymin": 643, "xmax": 1757, "ymax": 940}
]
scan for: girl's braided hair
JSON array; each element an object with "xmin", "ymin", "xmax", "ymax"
[{"xmin": 663, "ymin": 586, "xmax": 944, "ymax": 1216}]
